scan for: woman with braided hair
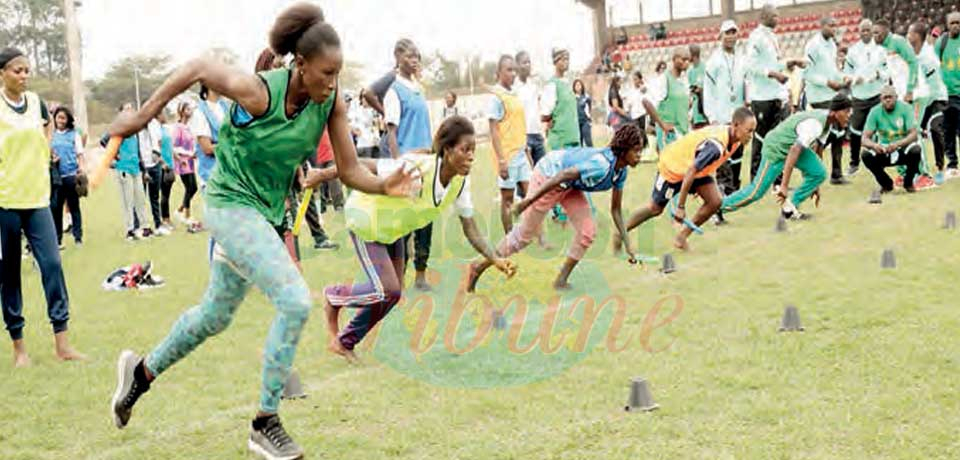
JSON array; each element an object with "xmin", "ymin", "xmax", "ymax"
[{"xmin": 468, "ymin": 124, "xmax": 645, "ymax": 292}]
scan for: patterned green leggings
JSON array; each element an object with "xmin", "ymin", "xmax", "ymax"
[{"xmin": 144, "ymin": 205, "xmax": 312, "ymax": 413}]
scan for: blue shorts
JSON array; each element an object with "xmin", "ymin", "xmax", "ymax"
[
  {"xmin": 497, "ymin": 151, "xmax": 532, "ymax": 190},
  {"xmin": 650, "ymin": 173, "xmax": 715, "ymax": 208}
]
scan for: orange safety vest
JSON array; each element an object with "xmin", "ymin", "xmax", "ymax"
[{"xmin": 657, "ymin": 125, "xmax": 739, "ymax": 183}]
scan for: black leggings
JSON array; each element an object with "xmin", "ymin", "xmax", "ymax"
[
  {"xmin": 180, "ymin": 173, "xmax": 198, "ymax": 211},
  {"xmin": 52, "ymin": 176, "xmax": 82, "ymax": 244},
  {"xmin": 160, "ymin": 170, "xmax": 173, "ymax": 220}
]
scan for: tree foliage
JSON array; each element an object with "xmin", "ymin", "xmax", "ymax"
[
  {"xmin": 0, "ymin": 0, "xmax": 68, "ymax": 78},
  {"xmin": 88, "ymin": 54, "xmax": 173, "ymax": 111}
]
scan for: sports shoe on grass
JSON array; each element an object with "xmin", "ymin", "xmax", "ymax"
[
  {"xmin": 111, "ymin": 350, "xmax": 150, "ymax": 429},
  {"xmin": 248, "ymin": 414, "xmax": 304, "ymax": 460},
  {"xmin": 314, "ymin": 239, "xmax": 339, "ymax": 250},
  {"xmin": 912, "ymin": 175, "xmax": 937, "ymax": 191}
]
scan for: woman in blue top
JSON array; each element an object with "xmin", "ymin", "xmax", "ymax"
[
  {"xmin": 382, "ymin": 39, "xmax": 435, "ymax": 290},
  {"xmin": 50, "ymin": 106, "xmax": 84, "ymax": 245},
  {"xmin": 468, "ymin": 124, "xmax": 646, "ymax": 291},
  {"xmin": 190, "ymin": 84, "xmax": 229, "ymax": 186}
]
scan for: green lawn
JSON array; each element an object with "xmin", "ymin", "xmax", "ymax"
[{"xmin": 2, "ymin": 139, "xmax": 959, "ymax": 460}]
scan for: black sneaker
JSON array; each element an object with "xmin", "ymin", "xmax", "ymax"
[
  {"xmin": 830, "ymin": 177, "xmax": 850, "ymax": 185},
  {"xmin": 782, "ymin": 209, "xmax": 813, "ymax": 221},
  {"xmin": 125, "ymin": 231, "xmax": 140, "ymax": 242},
  {"xmin": 111, "ymin": 350, "xmax": 150, "ymax": 429},
  {"xmin": 248, "ymin": 415, "xmax": 304, "ymax": 460}
]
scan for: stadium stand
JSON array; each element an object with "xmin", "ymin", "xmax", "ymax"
[{"xmin": 610, "ymin": 6, "xmax": 864, "ymax": 76}]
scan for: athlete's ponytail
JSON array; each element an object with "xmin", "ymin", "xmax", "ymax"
[{"xmin": 269, "ymin": 2, "xmax": 340, "ymax": 58}]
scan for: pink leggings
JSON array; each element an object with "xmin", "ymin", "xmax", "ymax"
[{"xmin": 498, "ymin": 171, "xmax": 596, "ymax": 260}]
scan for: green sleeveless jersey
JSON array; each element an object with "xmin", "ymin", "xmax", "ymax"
[
  {"xmin": 205, "ymin": 69, "xmax": 335, "ymax": 226},
  {"xmin": 658, "ymin": 71, "xmax": 691, "ymax": 135},
  {"xmin": 548, "ymin": 77, "xmax": 581, "ymax": 150},
  {"xmin": 762, "ymin": 110, "xmax": 829, "ymax": 162}
]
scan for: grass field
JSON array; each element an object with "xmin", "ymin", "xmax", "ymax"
[{"xmin": 1, "ymin": 137, "xmax": 959, "ymax": 460}]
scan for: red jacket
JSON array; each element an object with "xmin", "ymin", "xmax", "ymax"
[{"xmin": 316, "ymin": 129, "xmax": 333, "ymax": 163}]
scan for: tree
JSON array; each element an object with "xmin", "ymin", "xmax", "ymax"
[
  {"xmin": 419, "ymin": 52, "xmax": 463, "ymax": 98},
  {"xmin": 89, "ymin": 54, "xmax": 173, "ymax": 113},
  {"xmin": 338, "ymin": 60, "xmax": 365, "ymax": 92},
  {"xmin": 0, "ymin": 0, "xmax": 68, "ymax": 78},
  {"xmin": 207, "ymin": 46, "xmax": 240, "ymax": 66}
]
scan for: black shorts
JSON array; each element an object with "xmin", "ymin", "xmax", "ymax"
[{"xmin": 650, "ymin": 173, "xmax": 715, "ymax": 208}]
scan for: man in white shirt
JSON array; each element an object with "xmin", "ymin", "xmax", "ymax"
[
  {"xmin": 514, "ymin": 51, "xmax": 546, "ymax": 166},
  {"xmin": 844, "ymin": 18, "xmax": 888, "ymax": 176},
  {"xmin": 705, "ymin": 20, "xmax": 748, "ymax": 203}
]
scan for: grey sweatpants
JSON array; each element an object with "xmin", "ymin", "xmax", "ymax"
[{"xmin": 116, "ymin": 171, "xmax": 148, "ymax": 233}]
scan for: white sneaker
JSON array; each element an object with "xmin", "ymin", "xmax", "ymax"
[{"xmin": 946, "ymin": 168, "xmax": 960, "ymax": 180}]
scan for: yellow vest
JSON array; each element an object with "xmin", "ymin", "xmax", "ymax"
[
  {"xmin": 492, "ymin": 86, "xmax": 527, "ymax": 160},
  {"xmin": 0, "ymin": 91, "xmax": 50, "ymax": 209},
  {"xmin": 657, "ymin": 125, "xmax": 739, "ymax": 183},
  {"xmin": 346, "ymin": 154, "xmax": 465, "ymax": 244}
]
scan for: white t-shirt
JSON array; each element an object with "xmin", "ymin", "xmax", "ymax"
[
  {"xmin": 646, "ymin": 73, "xmax": 672, "ymax": 107},
  {"xmin": 795, "ymin": 118, "xmax": 828, "ymax": 148},
  {"xmin": 540, "ymin": 79, "xmax": 561, "ymax": 118},
  {"xmin": 624, "ymin": 84, "xmax": 648, "ymax": 119},
  {"xmin": 349, "ymin": 103, "xmax": 379, "ymax": 149},
  {"xmin": 376, "ymin": 154, "xmax": 474, "ymax": 217},
  {"xmin": 383, "ymin": 75, "xmax": 422, "ymax": 126},
  {"xmin": 137, "ymin": 128, "xmax": 155, "ymax": 167},
  {"xmin": 515, "ymin": 77, "xmax": 542, "ymax": 134},
  {"xmin": 188, "ymin": 99, "xmax": 226, "ymax": 140}
]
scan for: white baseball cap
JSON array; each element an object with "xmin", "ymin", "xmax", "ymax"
[{"xmin": 720, "ymin": 20, "xmax": 739, "ymax": 34}]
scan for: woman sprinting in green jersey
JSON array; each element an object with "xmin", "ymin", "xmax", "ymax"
[{"xmin": 105, "ymin": 4, "xmax": 417, "ymax": 459}]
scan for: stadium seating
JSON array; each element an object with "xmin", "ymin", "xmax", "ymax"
[
  {"xmin": 612, "ymin": 8, "xmax": 864, "ymax": 75},
  {"xmin": 864, "ymin": 0, "xmax": 959, "ymax": 37}
]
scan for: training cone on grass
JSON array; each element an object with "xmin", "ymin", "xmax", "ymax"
[
  {"xmin": 945, "ymin": 211, "xmax": 957, "ymax": 230},
  {"xmin": 281, "ymin": 369, "xmax": 307, "ymax": 400},
  {"xmin": 625, "ymin": 377, "xmax": 659, "ymax": 412},
  {"xmin": 778, "ymin": 305, "xmax": 804, "ymax": 332},
  {"xmin": 881, "ymin": 249, "xmax": 896, "ymax": 269},
  {"xmin": 868, "ymin": 189, "xmax": 883, "ymax": 204},
  {"xmin": 661, "ymin": 254, "xmax": 677, "ymax": 274},
  {"xmin": 775, "ymin": 215, "xmax": 788, "ymax": 233}
]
